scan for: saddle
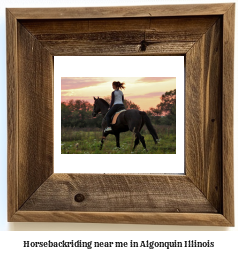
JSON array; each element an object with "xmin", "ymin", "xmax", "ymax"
[{"xmin": 111, "ymin": 109, "xmax": 126, "ymax": 125}]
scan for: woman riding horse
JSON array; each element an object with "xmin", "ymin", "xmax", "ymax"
[
  {"xmin": 104, "ymin": 81, "xmax": 126, "ymax": 132},
  {"xmin": 92, "ymin": 81, "xmax": 159, "ymax": 151}
]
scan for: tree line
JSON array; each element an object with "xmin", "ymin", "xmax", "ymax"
[{"xmin": 61, "ymin": 89, "xmax": 176, "ymax": 128}]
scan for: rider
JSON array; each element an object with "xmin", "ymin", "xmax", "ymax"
[{"xmin": 104, "ymin": 81, "xmax": 126, "ymax": 132}]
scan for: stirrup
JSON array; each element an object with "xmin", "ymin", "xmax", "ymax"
[{"xmin": 104, "ymin": 126, "xmax": 112, "ymax": 132}]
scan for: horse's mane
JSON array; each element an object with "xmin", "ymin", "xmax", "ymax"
[{"xmin": 99, "ymin": 98, "xmax": 109, "ymax": 108}]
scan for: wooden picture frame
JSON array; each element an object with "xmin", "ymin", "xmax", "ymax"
[{"xmin": 7, "ymin": 3, "xmax": 234, "ymax": 226}]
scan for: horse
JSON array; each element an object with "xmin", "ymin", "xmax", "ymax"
[{"xmin": 92, "ymin": 97, "xmax": 159, "ymax": 151}]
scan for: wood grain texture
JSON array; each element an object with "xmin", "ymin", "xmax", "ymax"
[
  {"xmin": 18, "ymin": 23, "xmax": 54, "ymax": 208},
  {"xmin": 19, "ymin": 17, "xmax": 218, "ymax": 56},
  {"xmin": 11, "ymin": 211, "xmax": 232, "ymax": 226},
  {"xmin": 7, "ymin": 9, "xmax": 18, "ymax": 221},
  {"xmin": 20, "ymin": 174, "xmax": 217, "ymax": 213},
  {"xmin": 222, "ymin": 4, "xmax": 235, "ymax": 226},
  {"xmin": 8, "ymin": 4, "xmax": 233, "ymax": 19},
  {"xmin": 38, "ymin": 41, "xmax": 193, "ymax": 56},
  {"xmin": 186, "ymin": 18, "xmax": 222, "ymax": 212},
  {"xmin": 20, "ymin": 16, "xmax": 218, "ymax": 34}
]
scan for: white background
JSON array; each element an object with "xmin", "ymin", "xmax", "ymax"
[
  {"xmin": 0, "ymin": 0, "xmax": 237, "ymax": 252},
  {"xmin": 55, "ymin": 56, "xmax": 184, "ymax": 173}
]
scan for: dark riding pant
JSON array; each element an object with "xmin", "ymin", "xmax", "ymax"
[{"xmin": 106, "ymin": 104, "xmax": 125, "ymax": 127}]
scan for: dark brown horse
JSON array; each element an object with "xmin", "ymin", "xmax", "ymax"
[{"xmin": 92, "ymin": 97, "xmax": 159, "ymax": 151}]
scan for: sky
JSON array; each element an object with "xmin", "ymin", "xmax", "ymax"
[{"xmin": 61, "ymin": 77, "xmax": 176, "ymax": 111}]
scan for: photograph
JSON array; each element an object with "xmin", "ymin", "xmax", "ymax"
[
  {"xmin": 61, "ymin": 77, "xmax": 176, "ymax": 154},
  {"xmin": 54, "ymin": 56, "xmax": 184, "ymax": 174}
]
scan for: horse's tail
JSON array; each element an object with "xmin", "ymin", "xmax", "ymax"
[{"xmin": 140, "ymin": 111, "xmax": 159, "ymax": 144}]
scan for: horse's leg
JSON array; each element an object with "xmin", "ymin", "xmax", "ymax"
[
  {"xmin": 133, "ymin": 136, "xmax": 140, "ymax": 150},
  {"xmin": 133, "ymin": 122, "xmax": 144, "ymax": 149},
  {"xmin": 135, "ymin": 132, "xmax": 147, "ymax": 151},
  {"xmin": 100, "ymin": 132, "xmax": 108, "ymax": 150},
  {"xmin": 115, "ymin": 132, "xmax": 120, "ymax": 148},
  {"xmin": 127, "ymin": 118, "xmax": 145, "ymax": 151}
]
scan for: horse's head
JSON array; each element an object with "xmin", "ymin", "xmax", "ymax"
[{"xmin": 92, "ymin": 97, "xmax": 100, "ymax": 117}]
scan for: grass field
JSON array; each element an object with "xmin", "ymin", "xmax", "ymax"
[{"xmin": 61, "ymin": 125, "xmax": 176, "ymax": 154}]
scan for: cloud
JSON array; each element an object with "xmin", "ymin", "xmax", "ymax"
[
  {"xmin": 137, "ymin": 77, "xmax": 176, "ymax": 83},
  {"xmin": 61, "ymin": 77, "xmax": 107, "ymax": 90},
  {"xmin": 127, "ymin": 92, "xmax": 164, "ymax": 99}
]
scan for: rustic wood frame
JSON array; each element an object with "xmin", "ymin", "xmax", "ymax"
[{"xmin": 7, "ymin": 4, "xmax": 234, "ymax": 226}]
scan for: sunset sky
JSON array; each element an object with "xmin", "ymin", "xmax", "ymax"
[{"xmin": 61, "ymin": 77, "xmax": 176, "ymax": 111}]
